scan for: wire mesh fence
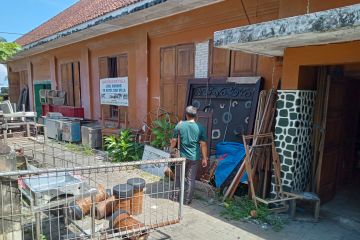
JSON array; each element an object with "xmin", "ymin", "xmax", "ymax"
[{"xmin": 0, "ymin": 138, "xmax": 186, "ymax": 240}]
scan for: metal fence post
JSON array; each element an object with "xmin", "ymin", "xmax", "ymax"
[{"xmin": 179, "ymin": 159, "xmax": 186, "ymax": 220}]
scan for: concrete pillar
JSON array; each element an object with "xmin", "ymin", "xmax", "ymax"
[
  {"xmin": 49, "ymin": 56, "xmax": 57, "ymax": 90},
  {"xmin": 194, "ymin": 40, "xmax": 209, "ymax": 78},
  {"xmin": 134, "ymin": 32, "xmax": 149, "ymax": 127},
  {"xmin": 273, "ymin": 90, "xmax": 316, "ymax": 193}
]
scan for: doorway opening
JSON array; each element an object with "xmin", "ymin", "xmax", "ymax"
[{"xmin": 300, "ymin": 65, "xmax": 360, "ymax": 211}]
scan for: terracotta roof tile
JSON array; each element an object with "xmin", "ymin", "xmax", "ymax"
[{"xmin": 16, "ymin": 0, "xmax": 142, "ymax": 46}]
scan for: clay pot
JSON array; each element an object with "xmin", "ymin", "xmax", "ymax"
[{"xmin": 68, "ymin": 186, "xmax": 110, "ymax": 220}]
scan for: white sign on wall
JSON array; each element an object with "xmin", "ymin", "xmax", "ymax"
[{"xmin": 100, "ymin": 77, "xmax": 128, "ymax": 106}]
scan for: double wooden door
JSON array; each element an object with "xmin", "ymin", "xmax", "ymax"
[
  {"xmin": 60, "ymin": 61, "xmax": 81, "ymax": 107},
  {"xmin": 160, "ymin": 44, "xmax": 194, "ymax": 118}
]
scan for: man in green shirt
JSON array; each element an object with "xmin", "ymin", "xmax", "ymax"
[{"xmin": 170, "ymin": 106, "xmax": 208, "ymax": 205}]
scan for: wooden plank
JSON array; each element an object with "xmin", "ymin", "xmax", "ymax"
[
  {"xmin": 243, "ymin": 135, "xmax": 258, "ymax": 208},
  {"xmin": 315, "ymin": 77, "xmax": 331, "ymax": 196},
  {"xmin": 222, "ymin": 90, "xmax": 275, "ymax": 201},
  {"xmin": 73, "ymin": 62, "xmax": 81, "ymax": 107}
]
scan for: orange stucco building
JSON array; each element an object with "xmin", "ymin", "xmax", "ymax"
[
  {"xmin": 8, "ymin": 0, "xmax": 356, "ymax": 126},
  {"xmin": 6, "ymin": 0, "xmax": 360, "ymax": 202}
]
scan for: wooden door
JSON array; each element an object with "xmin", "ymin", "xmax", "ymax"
[
  {"xmin": 318, "ymin": 76, "xmax": 347, "ymax": 202},
  {"xmin": 337, "ymin": 79, "xmax": 359, "ymax": 185},
  {"xmin": 61, "ymin": 62, "xmax": 72, "ymax": 105},
  {"xmin": 160, "ymin": 44, "xmax": 194, "ymax": 118},
  {"xmin": 60, "ymin": 62, "xmax": 81, "ymax": 107},
  {"xmin": 8, "ymin": 72, "xmax": 20, "ymax": 103}
]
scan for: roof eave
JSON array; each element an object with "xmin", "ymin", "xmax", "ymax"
[
  {"xmin": 9, "ymin": 0, "xmax": 223, "ymax": 61},
  {"xmin": 214, "ymin": 3, "xmax": 360, "ymax": 57}
]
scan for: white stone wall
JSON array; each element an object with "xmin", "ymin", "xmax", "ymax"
[{"xmin": 195, "ymin": 41, "xmax": 209, "ymax": 78}]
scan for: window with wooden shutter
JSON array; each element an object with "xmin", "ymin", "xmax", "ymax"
[
  {"xmin": 230, "ymin": 51, "xmax": 258, "ymax": 77},
  {"xmin": 208, "ymin": 40, "xmax": 230, "ymax": 78},
  {"xmin": 116, "ymin": 54, "xmax": 128, "ymax": 123},
  {"xmin": 160, "ymin": 44, "xmax": 194, "ymax": 118},
  {"xmin": 99, "ymin": 57, "xmax": 110, "ymax": 119},
  {"xmin": 208, "ymin": 39, "xmax": 258, "ymax": 79},
  {"xmin": 99, "ymin": 54, "xmax": 128, "ymax": 125}
]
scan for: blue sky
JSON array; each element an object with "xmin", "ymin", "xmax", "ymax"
[{"xmin": 0, "ymin": 0, "xmax": 78, "ymax": 42}]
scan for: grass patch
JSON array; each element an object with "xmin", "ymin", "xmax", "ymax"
[
  {"xmin": 221, "ymin": 196, "xmax": 285, "ymax": 231},
  {"xmin": 64, "ymin": 143, "xmax": 94, "ymax": 156},
  {"xmin": 138, "ymin": 170, "xmax": 162, "ymax": 182}
]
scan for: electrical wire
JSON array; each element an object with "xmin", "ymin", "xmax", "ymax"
[
  {"xmin": 0, "ymin": 31, "xmax": 26, "ymax": 36},
  {"xmin": 241, "ymin": 0, "xmax": 251, "ymax": 25}
]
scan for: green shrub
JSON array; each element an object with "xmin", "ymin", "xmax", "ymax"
[{"xmin": 104, "ymin": 129, "xmax": 144, "ymax": 162}]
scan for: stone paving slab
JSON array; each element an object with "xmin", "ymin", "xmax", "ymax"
[{"xmin": 152, "ymin": 199, "xmax": 359, "ymax": 240}]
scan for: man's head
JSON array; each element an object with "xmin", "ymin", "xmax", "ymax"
[{"xmin": 185, "ymin": 106, "xmax": 197, "ymax": 120}]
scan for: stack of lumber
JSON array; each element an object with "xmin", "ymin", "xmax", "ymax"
[
  {"xmin": 310, "ymin": 67, "xmax": 330, "ymax": 192},
  {"xmin": 222, "ymin": 89, "xmax": 277, "ymax": 201}
]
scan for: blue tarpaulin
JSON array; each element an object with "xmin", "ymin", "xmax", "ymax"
[{"xmin": 214, "ymin": 142, "xmax": 247, "ymax": 188}]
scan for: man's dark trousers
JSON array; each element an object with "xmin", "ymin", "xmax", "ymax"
[{"xmin": 174, "ymin": 159, "xmax": 200, "ymax": 204}]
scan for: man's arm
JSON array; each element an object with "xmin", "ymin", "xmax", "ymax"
[
  {"xmin": 170, "ymin": 138, "xmax": 177, "ymax": 148},
  {"xmin": 170, "ymin": 122, "xmax": 180, "ymax": 148},
  {"xmin": 200, "ymin": 140, "xmax": 208, "ymax": 167}
]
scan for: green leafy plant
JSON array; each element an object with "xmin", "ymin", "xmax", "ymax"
[
  {"xmin": 104, "ymin": 129, "xmax": 144, "ymax": 162},
  {"xmin": 221, "ymin": 196, "xmax": 285, "ymax": 231},
  {"xmin": 150, "ymin": 118, "xmax": 175, "ymax": 150},
  {"xmin": 0, "ymin": 39, "xmax": 21, "ymax": 62}
]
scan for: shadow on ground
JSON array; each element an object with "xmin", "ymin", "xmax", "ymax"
[{"xmin": 146, "ymin": 179, "xmax": 360, "ymax": 240}]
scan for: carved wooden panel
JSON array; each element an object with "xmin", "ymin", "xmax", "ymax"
[{"xmin": 185, "ymin": 78, "xmax": 262, "ymax": 149}]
